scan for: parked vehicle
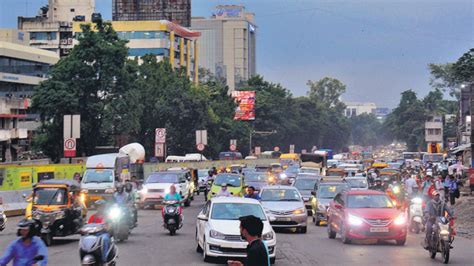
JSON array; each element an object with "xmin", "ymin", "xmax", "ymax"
[
  {"xmin": 162, "ymin": 200, "xmax": 183, "ymax": 235},
  {"xmin": 196, "ymin": 197, "xmax": 276, "ymax": 263},
  {"xmin": 327, "ymin": 190, "xmax": 407, "ymax": 245},
  {"xmin": 260, "ymin": 186, "xmax": 307, "ymax": 233},
  {"xmin": 426, "ymin": 216, "xmax": 454, "ymax": 264},
  {"xmin": 139, "ymin": 170, "xmax": 193, "ymax": 209},
  {"xmin": 79, "ymin": 223, "xmax": 118, "ymax": 266},
  {"xmin": 29, "ymin": 179, "xmax": 87, "ymax": 246}
]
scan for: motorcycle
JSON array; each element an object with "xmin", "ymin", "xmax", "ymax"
[
  {"xmin": 409, "ymin": 197, "xmax": 424, "ymax": 234},
  {"xmin": 107, "ymin": 204, "xmax": 130, "ymax": 242},
  {"xmin": 79, "ymin": 223, "xmax": 118, "ymax": 266},
  {"xmin": 427, "ymin": 216, "xmax": 454, "ymax": 264},
  {"xmin": 0, "ymin": 211, "xmax": 6, "ymax": 231},
  {"xmin": 162, "ymin": 200, "xmax": 183, "ymax": 235}
]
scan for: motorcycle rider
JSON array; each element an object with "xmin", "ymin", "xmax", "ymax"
[
  {"xmin": 423, "ymin": 190, "xmax": 453, "ymax": 249},
  {"xmin": 163, "ymin": 185, "xmax": 183, "ymax": 225},
  {"xmin": 405, "ymin": 174, "xmax": 418, "ymax": 198},
  {"xmin": 113, "ymin": 184, "xmax": 133, "ymax": 228},
  {"xmin": 217, "ymin": 183, "xmax": 232, "ymax": 197},
  {"xmin": 204, "ymin": 170, "xmax": 214, "ymax": 199},
  {"xmin": 87, "ymin": 200, "xmax": 112, "ymax": 264},
  {"xmin": 125, "ymin": 181, "xmax": 138, "ymax": 227},
  {"xmin": 0, "ymin": 219, "xmax": 48, "ymax": 266}
]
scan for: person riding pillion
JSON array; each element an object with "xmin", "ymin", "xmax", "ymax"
[{"xmin": 423, "ymin": 190, "xmax": 453, "ymax": 249}]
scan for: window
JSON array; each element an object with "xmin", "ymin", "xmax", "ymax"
[
  {"xmin": 351, "ymin": 108, "xmax": 357, "ymax": 116},
  {"xmin": 70, "ymin": 8, "xmax": 75, "ymax": 12},
  {"xmin": 435, "ymin": 129, "xmax": 441, "ymax": 135},
  {"xmin": 427, "ymin": 129, "xmax": 434, "ymax": 135}
]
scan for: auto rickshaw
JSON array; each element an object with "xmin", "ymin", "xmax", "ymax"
[{"xmin": 26, "ymin": 179, "xmax": 87, "ymax": 246}]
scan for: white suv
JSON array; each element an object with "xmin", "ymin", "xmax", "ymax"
[
  {"xmin": 139, "ymin": 170, "xmax": 192, "ymax": 209},
  {"xmin": 196, "ymin": 197, "xmax": 277, "ymax": 264}
]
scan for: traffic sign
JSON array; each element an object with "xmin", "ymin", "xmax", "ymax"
[
  {"xmin": 274, "ymin": 146, "xmax": 280, "ymax": 152},
  {"xmin": 289, "ymin": 144, "xmax": 295, "ymax": 154},
  {"xmin": 155, "ymin": 128, "xmax": 166, "ymax": 143},
  {"xmin": 255, "ymin": 146, "xmax": 261, "ymax": 155},
  {"xmin": 155, "ymin": 143, "xmax": 165, "ymax": 157},
  {"xmin": 196, "ymin": 130, "xmax": 208, "ymax": 145},
  {"xmin": 64, "ymin": 138, "xmax": 76, "ymax": 157},
  {"xmin": 230, "ymin": 144, "xmax": 237, "ymax": 151},
  {"xmin": 197, "ymin": 143, "xmax": 205, "ymax": 151}
]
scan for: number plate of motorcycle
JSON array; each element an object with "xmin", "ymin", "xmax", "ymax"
[{"xmin": 370, "ymin": 227, "xmax": 389, "ymax": 233}]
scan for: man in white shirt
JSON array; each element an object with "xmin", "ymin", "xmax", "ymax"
[{"xmin": 405, "ymin": 175, "xmax": 418, "ymax": 198}]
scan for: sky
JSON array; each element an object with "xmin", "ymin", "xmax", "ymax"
[{"xmin": 1, "ymin": 0, "xmax": 473, "ymax": 107}]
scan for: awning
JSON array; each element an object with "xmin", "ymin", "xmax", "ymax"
[{"xmin": 450, "ymin": 143, "xmax": 470, "ymax": 154}]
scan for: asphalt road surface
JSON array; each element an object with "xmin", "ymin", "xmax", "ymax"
[{"xmin": 1, "ymin": 196, "xmax": 473, "ymax": 265}]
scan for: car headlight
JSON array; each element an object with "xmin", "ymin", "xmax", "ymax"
[
  {"xmin": 108, "ymin": 207, "xmax": 122, "ymax": 220},
  {"xmin": 209, "ymin": 229, "xmax": 226, "ymax": 240},
  {"xmin": 262, "ymin": 231, "xmax": 274, "ymax": 241},
  {"xmin": 393, "ymin": 214, "xmax": 406, "ymax": 225},
  {"xmin": 293, "ymin": 208, "xmax": 306, "ymax": 215},
  {"xmin": 392, "ymin": 186, "xmax": 400, "ymax": 194},
  {"xmin": 440, "ymin": 229, "xmax": 450, "ymax": 235},
  {"xmin": 105, "ymin": 188, "xmax": 115, "ymax": 194},
  {"xmin": 141, "ymin": 187, "xmax": 148, "ymax": 194},
  {"xmin": 348, "ymin": 214, "xmax": 364, "ymax": 226},
  {"xmin": 411, "ymin": 197, "xmax": 422, "ymax": 204},
  {"xmin": 280, "ymin": 173, "xmax": 288, "ymax": 179}
]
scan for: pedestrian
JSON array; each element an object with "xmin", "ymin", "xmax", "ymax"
[
  {"xmin": 404, "ymin": 175, "xmax": 418, "ymax": 198},
  {"xmin": 0, "ymin": 219, "xmax": 48, "ymax": 266},
  {"xmin": 227, "ymin": 215, "xmax": 270, "ymax": 266},
  {"xmin": 448, "ymin": 175, "xmax": 459, "ymax": 205}
]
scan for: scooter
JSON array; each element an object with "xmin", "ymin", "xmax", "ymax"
[
  {"xmin": 79, "ymin": 223, "xmax": 118, "ymax": 266},
  {"xmin": 107, "ymin": 204, "xmax": 130, "ymax": 242},
  {"xmin": 162, "ymin": 200, "xmax": 183, "ymax": 236},
  {"xmin": 0, "ymin": 211, "xmax": 6, "ymax": 231},
  {"xmin": 427, "ymin": 216, "xmax": 454, "ymax": 264},
  {"xmin": 409, "ymin": 197, "xmax": 424, "ymax": 234}
]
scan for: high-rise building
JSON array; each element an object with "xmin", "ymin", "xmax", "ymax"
[
  {"xmin": 0, "ymin": 29, "xmax": 29, "ymax": 46},
  {"xmin": 191, "ymin": 5, "xmax": 256, "ymax": 91},
  {"xmin": 112, "ymin": 0, "xmax": 191, "ymax": 27},
  {"xmin": 18, "ymin": 0, "xmax": 95, "ymax": 57}
]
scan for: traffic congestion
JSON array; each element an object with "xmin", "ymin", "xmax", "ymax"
[{"xmin": 1, "ymin": 147, "xmax": 473, "ymax": 265}]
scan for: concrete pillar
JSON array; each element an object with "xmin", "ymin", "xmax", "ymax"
[
  {"xmin": 169, "ymin": 31, "xmax": 175, "ymax": 68},
  {"xmin": 194, "ymin": 39, "xmax": 199, "ymax": 85}
]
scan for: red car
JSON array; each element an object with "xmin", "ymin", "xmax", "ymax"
[{"xmin": 327, "ymin": 190, "xmax": 407, "ymax": 245}]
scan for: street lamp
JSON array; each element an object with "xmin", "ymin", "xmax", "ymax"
[{"xmin": 249, "ymin": 130, "xmax": 277, "ymax": 155}]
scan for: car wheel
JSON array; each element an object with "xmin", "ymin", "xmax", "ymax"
[
  {"xmin": 396, "ymin": 238, "xmax": 406, "ymax": 246},
  {"xmin": 327, "ymin": 221, "xmax": 336, "ymax": 239},
  {"xmin": 202, "ymin": 238, "xmax": 211, "ymax": 262},
  {"xmin": 300, "ymin": 226, "xmax": 307, "ymax": 234}
]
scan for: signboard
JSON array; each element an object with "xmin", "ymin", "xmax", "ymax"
[
  {"xmin": 254, "ymin": 146, "xmax": 261, "ymax": 155},
  {"xmin": 64, "ymin": 138, "xmax": 76, "ymax": 157},
  {"xmin": 155, "ymin": 143, "xmax": 165, "ymax": 157},
  {"xmin": 214, "ymin": 6, "xmax": 244, "ymax": 18},
  {"xmin": 197, "ymin": 143, "xmax": 205, "ymax": 151},
  {"xmin": 232, "ymin": 91, "xmax": 255, "ymax": 121},
  {"xmin": 155, "ymin": 128, "xmax": 166, "ymax": 143},
  {"xmin": 289, "ymin": 144, "xmax": 295, "ymax": 154},
  {"xmin": 196, "ymin": 130, "xmax": 208, "ymax": 145},
  {"xmin": 230, "ymin": 139, "xmax": 237, "ymax": 151},
  {"xmin": 63, "ymin": 114, "xmax": 80, "ymax": 139},
  {"xmin": 274, "ymin": 146, "xmax": 280, "ymax": 152}
]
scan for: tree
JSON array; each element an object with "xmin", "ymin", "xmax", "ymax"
[
  {"xmin": 349, "ymin": 114, "xmax": 382, "ymax": 146},
  {"xmin": 32, "ymin": 20, "xmax": 129, "ymax": 161},
  {"xmin": 307, "ymin": 77, "xmax": 346, "ymax": 111}
]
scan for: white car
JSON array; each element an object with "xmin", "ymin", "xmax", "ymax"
[
  {"xmin": 345, "ymin": 177, "xmax": 369, "ymax": 190},
  {"xmin": 139, "ymin": 170, "xmax": 192, "ymax": 208},
  {"xmin": 196, "ymin": 197, "xmax": 277, "ymax": 263}
]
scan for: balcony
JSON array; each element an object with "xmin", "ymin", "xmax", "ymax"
[{"xmin": 0, "ymin": 128, "xmax": 27, "ymax": 141}]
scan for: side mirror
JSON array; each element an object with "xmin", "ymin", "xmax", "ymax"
[
  {"xmin": 197, "ymin": 213, "xmax": 208, "ymax": 221},
  {"xmin": 311, "ymin": 191, "xmax": 316, "ymax": 196}
]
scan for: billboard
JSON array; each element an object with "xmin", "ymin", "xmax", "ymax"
[{"xmin": 232, "ymin": 91, "xmax": 255, "ymax": 120}]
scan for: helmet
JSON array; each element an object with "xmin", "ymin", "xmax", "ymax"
[
  {"xmin": 17, "ymin": 219, "xmax": 37, "ymax": 238},
  {"xmin": 116, "ymin": 183, "xmax": 124, "ymax": 193},
  {"xmin": 124, "ymin": 182, "xmax": 133, "ymax": 193}
]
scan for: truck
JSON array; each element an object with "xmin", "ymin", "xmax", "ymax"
[{"xmin": 81, "ymin": 153, "xmax": 131, "ymax": 206}]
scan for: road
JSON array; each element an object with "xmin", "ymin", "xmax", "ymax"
[{"xmin": 1, "ymin": 196, "xmax": 473, "ymax": 266}]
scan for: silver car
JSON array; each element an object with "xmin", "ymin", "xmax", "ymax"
[{"xmin": 260, "ymin": 185, "xmax": 308, "ymax": 233}]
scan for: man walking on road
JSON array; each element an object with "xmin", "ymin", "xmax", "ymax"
[{"xmin": 227, "ymin": 215, "xmax": 270, "ymax": 266}]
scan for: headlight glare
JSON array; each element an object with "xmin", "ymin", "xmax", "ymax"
[
  {"xmin": 394, "ymin": 214, "xmax": 406, "ymax": 225},
  {"xmin": 348, "ymin": 214, "xmax": 363, "ymax": 226},
  {"xmin": 109, "ymin": 207, "xmax": 122, "ymax": 220},
  {"xmin": 293, "ymin": 208, "xmax": 306, "ymax": 215}
]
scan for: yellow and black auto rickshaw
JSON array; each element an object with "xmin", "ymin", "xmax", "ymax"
[{"xmin": 26, "ymin": 179, "xmax": 87, "ymax": 246}]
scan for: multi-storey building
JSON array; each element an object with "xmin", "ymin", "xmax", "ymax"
[
  {"xmin": 191, "ymin": 5, "xmax": 256, "ymax": 91},
  {"xmin": 344, "ymin": 102, "xmax": 377, "ymax": 117},
  {"xmin": 112, "ymin": 0, "xmax": 191, "ymax": 27}
]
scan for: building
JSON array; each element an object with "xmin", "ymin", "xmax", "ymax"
[
  {"xmin": 425, "ymin": 115, "xmax": 443, "ymax": 153},
  {"xmin": 191, "ymin": 5, "xmax": 257, "ymax": 91},
  {"xmin": 112, "ymin": 0, "xmax": 191, "ymax": 27},
  {"xmin": 375, "ymin": 107, "xmax": 391, "ymax": 120},
  {"xmin": 0, "ymin": 41, "xmax": 59, "ymax": 161},
  {"xmin": 0, "ymin": 29, "xmax": 29, "ymax": 46},
  {"xmin": 73, "ymin": 20, "xmax": 200, "ymax": 82},
  {"xmin": 344, "ymin": 102, "xmax": 377, "ymax": 117},
  {"xmin": 18, "ymin": 0, "xmax": 95, "ymax": 57}
]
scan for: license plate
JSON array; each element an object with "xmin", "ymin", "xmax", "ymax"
[
  {"xmin": 370, "ymin": 227, "xmax": 389, "ymax": 233},
  {"xmin": 276, "ymin": 217, "xmax": 291, "ymax": 222}
]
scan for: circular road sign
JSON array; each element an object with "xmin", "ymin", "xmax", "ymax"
[
  {"xmin": 197, "ymin": 143, "xmax": 205, "ymax": 151},
  {"xmin": 230, "ymin": 144, "xmax": 237, "ymax": 151},
  {"xmin": 274, "ymin": 146, "xmax": 280, "ymax": 152},
  {"xmin": 64, "ymin": 138, "xmax": 76, "ymax": 150}
]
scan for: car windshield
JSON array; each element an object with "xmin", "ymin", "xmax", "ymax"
[
  {"xmin": 347, "ymin": 194, "xmax": 395, "ymax": 208},
  {"xmin": 82, "ymin": 169, "xmax": 114, "ymax": 183},
  {"xmin": 261, "ymin": 189, "xmax": 301, "ymax": 201},
  {"xmin": 33, "ymin": 188, "xmax": 67, "ymax": 205},
  {"xmin": 211, "ymin": 203, "xmax": 266, "ymax": 221},
  {"xmin": 198, "ymin": 170, "xmax": 208, "ymax": 177},
  {"xmin": 346, "ymin": 179, "xmax": 368, "ymax": 188},
  {"xmin": 214, "ymin": 174, "xmax": 241, "ymax": 187},
  {"xmin": 245, "ymin": 173, "xmax": 268, "ymax": 182},
  {"xmin": 318, "ymin": 185, "xmax": 347, "ymax": 199},
  {"xmin": 294, "ymin": 179, "xmax": 317, "ymax": 190},
  {"xmin": 285, "ymin": 167, "xmax": 300, "ymax": 174},
  {"xmin": 301, "ymin": 168, "xmax": 319, "ymax": 174},
  {"xmin": 327, "ymin": 171, "xmax": 343, "ymax": 177},
  {"xmin": 146, "ymin": 173, "xmax": 179, "ymax": 183}
]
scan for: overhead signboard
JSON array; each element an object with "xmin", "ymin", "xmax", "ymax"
[
  {"xmin": 232, "ymin": 91, "xmax": 255, "ymax": 121},
  {"xmin": 155, "ymin": 128, "xmax": 166, "ymax": 144}
]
